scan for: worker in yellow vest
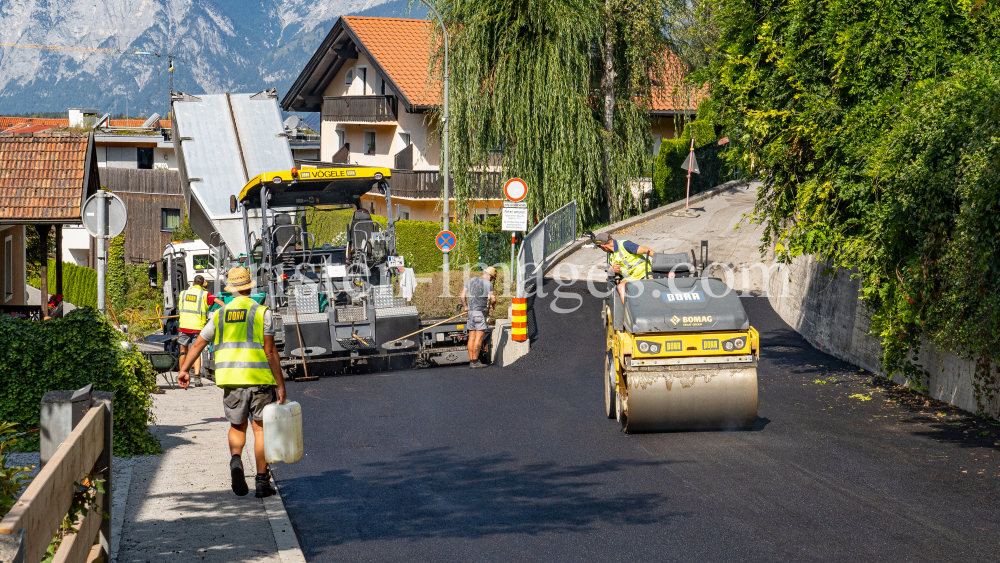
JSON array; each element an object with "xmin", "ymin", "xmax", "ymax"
[
  {"xmin": 586, "ymin": 231, "xmax": 657, "ymax": 303},
  {"xmin": 177, "ymin": 275, "xmax": 217, "ymax": 388},
  {"xmin": 179, "ymin": 266, "xmax": 287, "ymax": 499}
]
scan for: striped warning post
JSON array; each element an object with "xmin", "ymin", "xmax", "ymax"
[{"xmin": 511, "ymin": 297, "xmax": 527, "ymax": 342}]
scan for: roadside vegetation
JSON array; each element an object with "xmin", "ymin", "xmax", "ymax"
[{"xmin": 702, "ymin": 0, "xmax": 1000, "ymax": 411}]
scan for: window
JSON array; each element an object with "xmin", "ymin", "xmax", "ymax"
[
  {"xmin": 193, "ymin": 254, "xmax": 212, "ymax": 271},
  {"xmin": 379, "ymin": 75, "xmax": 387, "ymax": 95},
  {"xmin": 364, "ymin": 131, "xmax": 376, "ymax": 155},
  {"xmin": 399, "ymin": 131, "xmax": 411, "ymax": 147},
  {"xmin": 4, "ymin": 235, "xmax": 12, "ymax": 302},
  {"xmin": 358, "ymin": 67, "xmax": 368, "ymax": 95},
  {"xmin": 162, "ymin": 208, "xmax": 181, "ymax": 231},
  {"xmin": 335, "ymin": 128, "xmax": 346, "ymax": 150},
  {"xmin": 137, "ymin": 147, "xmax": 154, "ymax": 169},
  {"xmin": 653, "ymin": 135, "xmax": 663, "ymax": 156},
  {"xmin": 345, "ymin": 68, "xmax": 354, "ymax": 87}
]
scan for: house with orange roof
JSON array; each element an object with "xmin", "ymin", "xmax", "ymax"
[
  {"xmin": 0, "ymin": 131, "xmax": 100, "ymax": 317},
  {"xmin": 282, "ymin": 15, "xmax": 705, "ymax": 221}
]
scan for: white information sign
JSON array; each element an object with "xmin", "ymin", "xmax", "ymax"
[{"xmin": 502, "ymin": 207, "xmax": 528, "ymax": 232}]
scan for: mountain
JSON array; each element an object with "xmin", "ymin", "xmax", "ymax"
[{"xmin": 0, "ymin": 0, "xmax": 425, "ymax": 116}]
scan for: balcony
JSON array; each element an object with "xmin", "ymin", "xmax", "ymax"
[
  {"xmin": 386, "ymin": 170, "xmax": 505, "ymax": 200},
  {"xmin": 322, "ymin": 95, "xmax": 398, "ymax": 123}
]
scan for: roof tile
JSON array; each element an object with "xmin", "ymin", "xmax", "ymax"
[
  {"xmin": 0, "ymin": 132, "xmax": 95, "ymax": 222},
  {"xmin": 344, "ymin": 16, "xmax": 441, "ymax": 107}
]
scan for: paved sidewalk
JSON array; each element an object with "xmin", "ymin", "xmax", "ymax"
[{"xmin": 116, "ymin": 379, "xmax": 302, "ymax": 563}]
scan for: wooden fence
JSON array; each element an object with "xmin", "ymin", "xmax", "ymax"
[{"xmin": 0, "ymin": 395, "xmax": 113, "ymax": 563}]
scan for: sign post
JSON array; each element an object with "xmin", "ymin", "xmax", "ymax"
[
  {"xmin": 679, "ymin": 138, "xmax": 700, "ymax": 209},
  {"xmin": 502, "ymin": 178, "xmax": 528, "ymax": 293},
  {"xmin": 82, "ymin": 190, "xmax": 127, "ymax": 314}
]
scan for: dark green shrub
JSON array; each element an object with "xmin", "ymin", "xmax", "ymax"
[
  {"xmin": 28, "ymin": 260, "xmax": 98, "ymax": 310},
  {"xmin": 0, "ymin": 308, "xmax": 160, "ymax": 456},
  {"xmin": 652, "ymin": 116, "xmax": 718, "ymax": 207}
]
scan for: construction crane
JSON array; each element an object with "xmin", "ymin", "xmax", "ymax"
[{"xmin": 0, "ymin": 42, "xmax": 182, "ymax": 108}]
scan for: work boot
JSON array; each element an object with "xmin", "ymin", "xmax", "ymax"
[
  {"xmin": 470, "ymin": 360, "xmax": 486, "ymax": 369},
  {"xmin": 255, "ymin": 471, "xmax": 277, "ymax": 498},
  {"xmin": 230, "ymin": 455, "xmax": 249, "ymax": 496},
  {"xmin": 191, "ymin": 372, "xmax": 204, "ymax": 387}
]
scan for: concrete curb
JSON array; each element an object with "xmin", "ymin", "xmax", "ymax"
[
  {"xmin": 263, "ymin": 470, "xmax": 307, "ymax": 563},
  {"xmin": 542, "ymin": 179, "xmax": 748, "ymax": 276}
]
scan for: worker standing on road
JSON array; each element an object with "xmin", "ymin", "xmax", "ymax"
[
  {"xmin": 586, "ymin": 232, "xmax": 657, "ymax": 303},
  {"xmin": 177, "ymin": 275, "xmax": 217, "ymax": 387},
  {"xmin": 178, "ymin": 266, "xmax": 287, "ymax": 499},
  {"xmin": 460, "ymin": 266, "xmax": 497, "ymax": 369}
]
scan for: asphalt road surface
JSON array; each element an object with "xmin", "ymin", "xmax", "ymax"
[{"xmin": 276, "ymin": 280, "xmax": 1000, "ymax": 562}]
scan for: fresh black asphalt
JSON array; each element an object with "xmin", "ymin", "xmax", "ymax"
[{"xmin": 275, "ymin": 279, "xmax": 1000, "ymax": 562}]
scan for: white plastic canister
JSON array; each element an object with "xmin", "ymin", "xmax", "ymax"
[{"xmin": 262, "ymin": 401, "xmax": 303, "ymax": 464}]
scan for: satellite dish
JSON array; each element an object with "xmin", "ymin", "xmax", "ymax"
[{"xmin": 283, "ymin": 115, "xmax": 300, "ymax": 131}]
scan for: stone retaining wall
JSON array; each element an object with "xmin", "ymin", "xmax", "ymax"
[{"xmin": 763, "ymin": 254, "xmax": 997, "ymax": 417}]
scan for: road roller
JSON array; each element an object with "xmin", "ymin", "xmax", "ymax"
[{"xmin": 602, "ymin": 245, "xmax": 759, "ymax": 432}]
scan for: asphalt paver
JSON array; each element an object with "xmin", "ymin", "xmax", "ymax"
[{"xmin": 276, "ymin": 280, "xmax": 1000, "ymax": 562}]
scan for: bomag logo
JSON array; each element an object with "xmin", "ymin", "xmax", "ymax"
[
  {"xmin": 682, "ymin": 315, "xmax": 713, "ymax": 323},
  {"xmin": 307, "ymin": 169, "xmax": 359, "ymax": 179},
  {"xmin": 703, "ymin": 339, "xmax": 719, "ymax": 350},
  {"xmin": 665, "ymin": 340, "xmax": 682, "ymax": 352},
  {"xmin": 185, "ymin": 295, "xmax": 197, "ymax": 302},
  {"xmin": 670, "ymin": 315, "xmax": 680, "ymax": 325},
  {"xmin": 225, "ymin": 310, "xmax": 247, "ymax": 323}
]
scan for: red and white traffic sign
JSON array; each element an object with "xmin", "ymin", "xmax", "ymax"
[{"xmin": 503, "ymin": 178, "xmax": 527, "ymax": 202}]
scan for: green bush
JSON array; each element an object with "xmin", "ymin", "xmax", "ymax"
[
  {"xmin": 0, "ymin": 422, "xmax": 33, "ymax": 518},
  {"xmin": 28, "ymin": 260, "xmax": 98, "ymax": 310},
  {"xmin": 0, "ymin": 308, "xmax": 161, "ymax": 456},
  {"xmin": 306, "ymin": 208, "xmax": 482, "ymax": 274},
  {"xmin": 652, "ymin": 115, "xmax": 717, "ymax": 207},
  {"xmin": 107, "ymin": 234, "xmax": 126, "ymax": 311}
]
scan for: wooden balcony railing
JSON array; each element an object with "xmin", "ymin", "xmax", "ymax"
[
  {"xmin": 322, "ymin": 96, "xmax": 398, "ymax": 123},
  {"xmin": 386, "ymin": 171, "xmax": 505, "ymax": 200}
]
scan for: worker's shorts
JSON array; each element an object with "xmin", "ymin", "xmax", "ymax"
[
  {"xmin": 222, "ymin": 385, "xmax": 276, "ymax": 424},
  {"xmin": 177, "ymin": 332, "xmax": 198, "ymax": 347},
  {"xmin": 467, "ymin": 310, "xmax": 489, "ymax": 331}
]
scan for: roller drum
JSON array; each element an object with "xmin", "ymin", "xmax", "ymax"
[{"xmin": 622, "ymin": 364, "xmax": 758, "ymax": 432}]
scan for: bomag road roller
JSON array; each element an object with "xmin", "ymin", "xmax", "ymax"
[{"xmin": 603, "ymin": 242, "xmax": 759, "ymax": 432}]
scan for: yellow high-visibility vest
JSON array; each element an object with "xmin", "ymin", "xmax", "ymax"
[
  {"xmin": 612, "ymin": 240, "xmax": 649, "ymax": 281},
  {"xmin": 212, "ymin": 296, "xmax": 275, "ymax": 387},
  {"xmin": 178, "ymin": 286, "xmax": 209, "ymax": 331}
]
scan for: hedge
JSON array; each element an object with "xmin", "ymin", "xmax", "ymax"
[
  {"xmin": 306, "ymin": 208, "xmax": 482, "ymax": 274},
  {"xmin": 652, "ymin": 117, "xmax": 718, "ymax": 207},
  {"xmin": 0, "ymin": 308, "xmax": 160, "ymax": 456},
  {"xmin": 27, "ymin": 259, "xmax": 98, "ymax": 310}
]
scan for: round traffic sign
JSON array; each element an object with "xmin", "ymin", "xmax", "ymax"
[
  {"xmin": 82, "ymin": 192, "xmax": 127, "ymax": 238},
  {"xmin": 504, "ymin": 178, "xmax": 527, "ymax": 202},
  {"xmin": 436, "ymin": 230, "xmax": 456, "ymax": 253}
]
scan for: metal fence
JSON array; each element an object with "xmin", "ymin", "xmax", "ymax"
[{"xmin": 516, "ymin": 200, "xmax": 577, "ymax": 297}]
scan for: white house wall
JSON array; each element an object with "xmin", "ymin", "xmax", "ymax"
[{"xmin": 319, "ymin": 53, "xmax": 440, "ymax": 170}]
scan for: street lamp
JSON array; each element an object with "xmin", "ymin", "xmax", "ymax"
[{"xmin": 420, "ymin": 0, "xmax": 450, "ymax": 272}]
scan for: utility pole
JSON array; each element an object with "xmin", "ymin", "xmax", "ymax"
[{"xmin": 421, "ymin": 0, "xmax": 450, "ymax": 273}]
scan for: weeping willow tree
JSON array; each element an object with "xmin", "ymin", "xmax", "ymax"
[{"xmin": 428, "ymin": 0, "xmax": 669, "ymax": 224}]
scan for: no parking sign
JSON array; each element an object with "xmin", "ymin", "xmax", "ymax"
[{"xmin": 436, "ymin": 230, "xmax": 456, "ymax": 253}]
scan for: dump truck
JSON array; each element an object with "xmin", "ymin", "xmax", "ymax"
[{"xmin": 603, "ymin": 244, "xmax": 759, "ymax": 432}]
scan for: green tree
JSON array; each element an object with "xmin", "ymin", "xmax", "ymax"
[
  {"xmin": 172, "ymin": 208, "xmax": 199, "ymax": 240},
  {"xmin": 705, "ymin": 0, "xmax": 1000, "ymax": 409},
  {"xmin": 430, "ymin": 0, "xmax": 668, "ymax": 225}
]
